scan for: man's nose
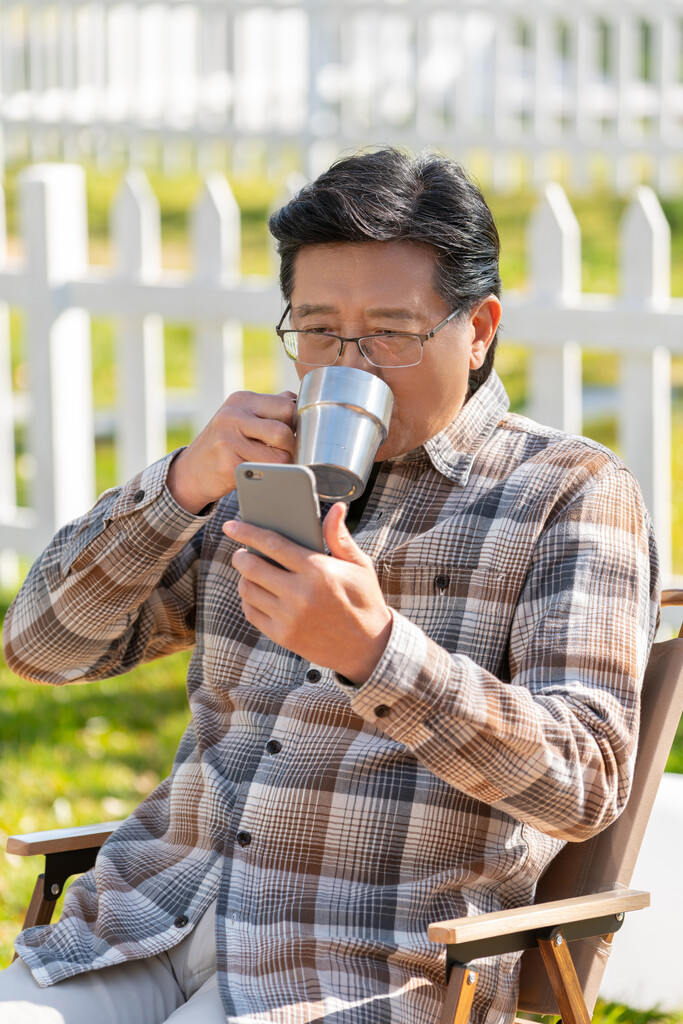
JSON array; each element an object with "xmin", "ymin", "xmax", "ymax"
[{"xmin": 338, "ymin": 340, "xmax": 376, "ymax": 373}]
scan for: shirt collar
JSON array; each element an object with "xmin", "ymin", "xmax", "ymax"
[{"xmin": 391, "ymin": 370, "xmax": 510, "ymax": 487}]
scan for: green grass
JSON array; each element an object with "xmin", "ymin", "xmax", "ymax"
[
  {"xmin": 523, "ymin": 1006, "xmax": 683, "ymax": 1024},
  {"xmin": 0, "ymin": 591, "xmax": 192, "ymax": 962},
  {"xmin": 2, "ymin": 167, "xmax": 683, "ymax": 1006},
  {"xmin": 593, "ymin": 1003, "xmax": 683, "ymax": 1024},
  {"xmin": 522, "ymin": 1007, "xmax": 683, "ymax": 1024}
]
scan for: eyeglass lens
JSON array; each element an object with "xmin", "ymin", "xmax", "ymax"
[{"xmin": 282, "ymin": 331, "xmax": 422, "ymax": 368}]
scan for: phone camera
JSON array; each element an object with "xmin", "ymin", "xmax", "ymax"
[{"xmin": 245, "ymin": 469, "xmax": 254, "ymax": 479}]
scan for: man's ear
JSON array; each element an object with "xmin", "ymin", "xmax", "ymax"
[{"xmin": 469, "ymin": 295, "xmax": 502, "ymax": 370}]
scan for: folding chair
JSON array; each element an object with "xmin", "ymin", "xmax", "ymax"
[
  {"xmin": 429, "ymin": 589, "xmax": 683, "ymax": 1024},
  {"xmin": 7, "ymin": 593, "xmax": 683, "ymax": 1024}
]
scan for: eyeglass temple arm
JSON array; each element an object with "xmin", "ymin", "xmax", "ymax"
[{"xmin": 276, "ymin": 303, "xmax": 292, "ymax": 330}]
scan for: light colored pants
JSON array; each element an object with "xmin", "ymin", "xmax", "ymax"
[{"xmin": 0, "ymin": 901, "xmax": 226, "ymax": 1024}]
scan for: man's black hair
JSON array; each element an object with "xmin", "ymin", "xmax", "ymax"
[{"xmin": 268, "ymin": 148, "xmax": 502, "ymax": 390}]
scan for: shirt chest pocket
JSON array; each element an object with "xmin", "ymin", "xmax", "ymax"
[{"xmin": 379, "ymin": 564, "xmax": 514, "ymax": 680}]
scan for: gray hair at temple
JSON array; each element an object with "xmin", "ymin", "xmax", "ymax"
[{"xmin": 268, "ymin": 148, "xmax": 502, "ymax": 391}]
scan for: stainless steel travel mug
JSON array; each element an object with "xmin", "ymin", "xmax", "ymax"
[{"xmin": 294, "ymin": 366, "xmax": 394, "ymax": 501}]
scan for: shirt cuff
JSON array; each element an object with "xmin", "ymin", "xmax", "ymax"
[
  {"xmin": 334, "ymin": 611, "xmax": 448, "ymax": 720},
  {"xmin": 108, "ymin": 449, "xmax": 216, "ymax": 526}
]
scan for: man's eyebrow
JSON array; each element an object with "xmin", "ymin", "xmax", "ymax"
[
  {"xmin": 292, "ymin": 303, "xmax": 418, "ymax": 322},
  {"xmin": 291, "ymin": 303, "xmax": 337, "ymax": 317},
  {"xmin": 365, "ymin": 307, "xmax": 419, "ymax": 321}
]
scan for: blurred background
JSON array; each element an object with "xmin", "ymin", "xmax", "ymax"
[{"xmin": 0, "ymin": 0, "xmax": 682, "ymax": 1015}]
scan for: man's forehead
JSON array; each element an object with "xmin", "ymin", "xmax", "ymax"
[
  {"xmin": 293, "ymin": 238, "xmax": 435, "ymax": 266},
  {"xmin": 290, "ymin": 240, "xmax": 439, "ymax": 302}
]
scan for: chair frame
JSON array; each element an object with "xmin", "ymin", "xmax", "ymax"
[
  {"xmin": 7, "ymin": 821, "xmax": 122, "ymax": 933},
  {"xmin": 430, "ymin": 587, "xmax": 683, "ymax": 1024},
  {"xmin": 430, "ymin": 887, "xmax": 650, "ymax": 1024},
  {"xmin": 7, "ymin": 590, "xmax": 683, "ymax": 1023}
]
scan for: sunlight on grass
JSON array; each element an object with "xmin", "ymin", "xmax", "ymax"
[
  {"xmin": 521, "ymin": 1003, "xmax": 683, "ymax": 1024},
  {"xmin": 0, "ymin": 639, "xmax": 191, "ymax": 964},
  {"xmin": 592, "ymin": 1001, "xmax": 683, "ymax": 1024}
]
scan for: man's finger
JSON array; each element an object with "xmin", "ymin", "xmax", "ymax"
[
  {"xmin": 248, "ymin": 389, "xmax": 298, "ymax": 420},
  {"xmin": 323, "ymin": 503, "xmax": 369, "ymax": 566},
  {"xmin": 223, "ymin": 520, "xmax": 317, "ymax": 573},
  {"xmin": 233, "ymin": 547, "xmax": 288, "ymax": 594},
  {"xmin": 235, "ymin": 437, "xmax": 293, "ymax": 467},
  {"xmin": 240, "ymin": 597, "xmax": 275, "ymax": 635},
  {"xmin": 243, "ymin": 414, "xmax": 296, "ymax": 456},
  {"xmin": 237, "ymin": 567, "xmax": 283, "ymax": 617}
]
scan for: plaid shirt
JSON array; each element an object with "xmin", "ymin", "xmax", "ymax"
[{"xmin": 4, "ymin": 371, "xmax": 660, "ymax": 1024}]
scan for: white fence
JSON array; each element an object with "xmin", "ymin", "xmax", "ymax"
[
  {"xmin": 1, "ymin": 1, "xmax": 683, "ymax": 193},
  {"xmin": 0, "ymin": 163, "xmax": 681, "ymax": 588}
]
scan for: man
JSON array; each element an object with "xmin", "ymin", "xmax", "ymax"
[{"xmin": 1, "ymin": 148, "xmax": 660, "ymax": 1024}]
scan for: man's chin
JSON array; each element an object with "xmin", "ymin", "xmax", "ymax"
[
  {"xmin": 375, "ymin": 440, "xmax": 396, "ymax": 463},
  {"xmin": 376, "ymin": 433, "xmax": 419, "ymax": 463}
]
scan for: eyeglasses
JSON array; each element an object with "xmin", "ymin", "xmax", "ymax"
[{"xmin": 275, "ymin": 304, "xmax": 462, "ymax": 369}]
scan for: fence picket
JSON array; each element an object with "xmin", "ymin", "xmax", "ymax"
[
  {"xmin": 112, "ymin": 170, "xmax": 166, "ymax": 481},
  {"xmin": 618, "ymin": 187, "xmax": 672, "ymax": 574},
  {"xmin": 20, "ymin": 164, "xmax": 94, "ymax": 545},
  {"xmin": 620, "ymin": 186, "xmax": 671, "ymax": 303},
  {"xmin": 526, "ymin": 183, "xmax": 582, "ymax": 435},
  {"xmin": 191, "ymin": 173, "xmax": 244, "ymax": 432},
  {"xmin": 655, "ymin": 14, "xmax": 679, "ymax": 197}
]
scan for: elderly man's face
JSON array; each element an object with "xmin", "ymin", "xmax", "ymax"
[{"xmin": 289, "ymin": 240, "xmax": 501, "ymax": 462}]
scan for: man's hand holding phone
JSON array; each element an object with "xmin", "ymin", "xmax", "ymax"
[
  {"xmin": 167, "ymin": 390, "xmax": 298, "ymax": 514},
  {"xmin": 223, "ymin": 503, "xmax": 393, "ymax": 687}
]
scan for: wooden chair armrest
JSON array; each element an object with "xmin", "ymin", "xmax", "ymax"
[
  {"xmin": 431, "ymin": 890, "xmax": 650, "ymax": 1024},
  {"xmin": 428, "ymin": 887, "xmax": 650, "ymax": 945},
  {"xmin": 7, "ymin": 821, "xmax": 124, "ymax": 939},
  {"xmin": 659, "ymin": 589, "xmax": 683, "ymax": 635},
  {"xmin": 6, "ymin": 820, "xmax": 123, "ymax": 857}
]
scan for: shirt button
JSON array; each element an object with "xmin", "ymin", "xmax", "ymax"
[
  {"xmin": 374, "ymin": 704, "xmax": 391, "ymax": 718},
  {"xmin": 133, "ymin": 489, "xmax": 145, "ymax": 503},
  {"xmin": 306, "ymin": 669, "xmax": 321, "ymax": 683},
  {"xmin": 174, "ymin": 914, "xmax": 189, "ymax": 928},
  {"xmin": 266, "ymin": 739, "xmax": 282, "ymax": 754},
  {"xmin": 236, "ymin": 831, "xmax": 252, "ymax": 847},
  {"xmin": 434, "ymin": 574, "xmax": 450, "ymax": 590}
]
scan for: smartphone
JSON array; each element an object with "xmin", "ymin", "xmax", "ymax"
[{"xmin": 234, "ymin": 463, "xmax": 325, "ymax": 561}]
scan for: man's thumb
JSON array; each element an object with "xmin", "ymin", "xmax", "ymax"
[{"xmin": 323, "ymin": 503, "xmax": 366, "ymax": 563}]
